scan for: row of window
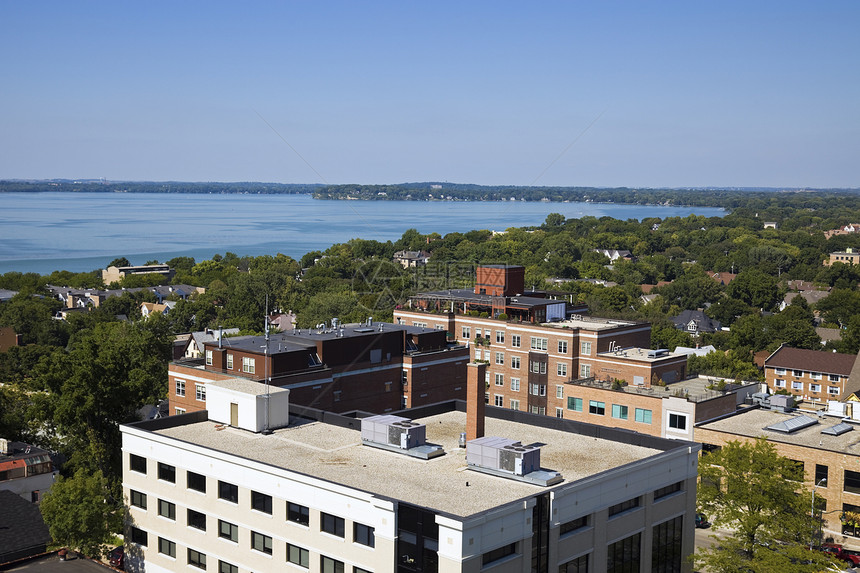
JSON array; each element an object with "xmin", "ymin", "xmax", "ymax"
[
  {"xmin": 566, "ymin": 399, "xmax": 655, "ymax": 424},
  {"xmin": 773, "ymin": 368, "xmax": 841, "ymax": 382},
  {"xmin": 773, "ymin": 379, "xmax": 839, "ymax": 394},
  {"xmin": 129, "ymin": 455, "xmax": 374, "ymax": 545},
  {"xmin": 204, "ymin": 350, "xmax": 257, "ymax": 374},
  {"xmin": 556, "ymin": 518, "xmax": 683, "ymax": 572},
  {"xmin": 461, "ymin": 328, "xmax": 593, "ymax": 357},
  {"xmin": 131, "ymin": 525, "xmax": 370, "ymax": 573},
  {"xmin": 174, "ymin": 379, "xmax": 206, "ymax": 401}
]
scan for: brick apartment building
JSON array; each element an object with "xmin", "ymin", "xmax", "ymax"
[
  {"xmin": 696, "ymin": 404, "xmax": 860, "ymax": 538},
  {"xmin": 763, "ymin": 344, "xmax": 857, "ymax": 403},
  {"xmin": 168, "ymin": 321, "xmax": 469, "ymax": 416}
]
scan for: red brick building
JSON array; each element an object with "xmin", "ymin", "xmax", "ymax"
[
  {"xmin": 763, "ymin": 344, "xmax": 856, "ymax": 403},
  {"xmin": 168, "ymin": 321, "xmax": 469, "ymax": 416}
]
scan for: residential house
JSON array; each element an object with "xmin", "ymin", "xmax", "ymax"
[
  {"xmin": 393, "ymin": 250, "xmax": 431, "ymax": 268},
  {"xmin": 593, "ymin": 249, "xmax": 633, "ymax": 262},
  {"xmin": 0, "ymin": 438, "xmax": 57, "ymax": 503},
  {"xmin": 671, "ymin": 310, "xmax": 721, "ymax": 336},
  {"xmin": 0, "ymin": 327, "xmax": 21, "ymax": 353}
]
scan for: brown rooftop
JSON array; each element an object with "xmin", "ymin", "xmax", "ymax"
[{"xmin": 764, "ymin": 345, "xmax": 856, "ymax": 376}]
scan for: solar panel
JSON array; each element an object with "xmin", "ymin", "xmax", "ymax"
[
  {"xmin": 765, "ymin": 415, "xmax": 818, "ymax": 433},
  {"xmin": 822, "ymin": 422, "xmax": 854, "ymax": 436}
]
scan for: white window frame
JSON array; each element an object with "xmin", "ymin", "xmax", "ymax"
[
  {"xmin": 829, "ymin": 386, "xmax": 840, "ymax": 395},
  {"xmin": 496, "ymin": 331, "xmax": 505, "ymax": 344},
  {"xmin": 809, "ymin": 384, "xmax": 821, "ymax": 393},
  {"xmin": 557, "ymin": 363, "xmax": 567, "ymax": 377},
  {"xmin": 510, "ymin": 399, "xmax": 520, "ymax": 410},
  {"xmin": 774, "ymin": 379, "xmax": 785, "ymax": 388},
  {"xmin": 510, "ymin": 334, "xmax": 521, "ymax": 348},
  {"xmin": 558, "ymin": 340, "xmax": 568, "ymax": 354},
  {"xmin": 791, "ymin": 381, "xmax": 802, "ymax": 390},
  {"xmin": 811, "ymin": 372, "xmax": 822, "ymax": 380},
  {"xmin": 205, "ymin": 350, "xmax": 213, "ymax": 366},
  {"xmin": 510, "ymin": 378, "xmax": 520, "ymax": 392},
  {"xmin": 175, "ymin": 379, "xmax": 185, "ymax": 397},
  {"xmin": 667, "ymin": 412, "xmax": 688, "ymax": 432},
  {"xmin": 462, "ymin": 326, "xmax": 471, "ymax": 339},
  {"xmin": 511, "ymin": 356, "xmax": 521, "ymax": 369},
  {"xmin": 494, "ymin": 394, "xmax": 504, "ymax": 407},
  {"xmin": 226, "ymin": 353, "xmax": 233, "ymax": 369},
  {"xmin": 495, "ymin": 352, "xmax": 504, "ymax": 365},
  {"xmin": 195, "ymin": 383, "xmax": 206, "ymax": 402},
  {"xmin": 580, "ymin": 364, "xmax": 591, "ymax": 378},
  {"xmin": 580, "ymin": 341, "xmax": 592, "ymax": 355},
  {"xmin": 242, "ymin": 356, "xmax": 256, "ymax": 374},
  {"xmin": 555, "ymin": 385, "xmax": 564, "ymax": 399},
  {"xmin": 494, "ymin": 373, "xmax": 504, "ymax": 386},
  {"xmin": 775, "ymin": 368, "xmax": 786, "ymax": 376},
  {"xmin": 829, "ymin": 374, "xmax": 840, "ymax": 382},
  {"xmin": 530, "ymin": 337, "xmax": 548, "ymax": 351}
]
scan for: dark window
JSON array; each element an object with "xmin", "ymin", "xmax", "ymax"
[
  {"xmin": 251, "ymin": 490, "xmax": 272, "ymax": 514},
  {"xmin": 668, "ymin": 413, "xmax": 687, "ymax": 431},
  {"xmin": 158, "ymin": 537, "xmax": 176, "ymax": 558},
  {"xmin": 845, "ymin": 470, "xmax": 860, "ymax": 494},
  {"xmin": 354, "ymin": 523, "xmax": 375, "ymax": 547},
  {"xmin": 218, "ymin": 480, "xmax": 238, "ymax": 503},
  {"xmin": 607, "ymin": 532, "xmax": 640, "ymax": 573},
  {"xmin": 558, "ymin": 554, "xmax": 588, "ymax": 573},
  {"xmin": 187, "ymin": 509, "xmax": 206, "ymax": 531},
  {"xmin": 188, "ymin": 548, "xmax": 206, "ymax": 570},
  {"xmin": 482, "ymin": 542, "xmax": 517, "ymax": 565},
  {"xmin": 608, "ymin": 497, "xmax": 640, "ymax": 517},
  {"xmin": 158, "ymin": 462, "xmax": 175, "ymax": 483},
  {"xmin": 355, "ymin": 568, "xmax": 372, "ymax": 573},
  {"xmin": 560, "ymin": 516, "xmax": 589, "ymax": 536},
  {"xmin": 158, "ymin": 499, "xmax": 175, "ymax": 520},
  {"xmin": 654, "ymin": 481, "xmax": 683, "ymax": 500},
  {"xmin": 652, "ymin": 516, "xmax": 683, "ymax": 573},
  {"xmin": 321, "ymin": 556, "xmax": 344, "ymax": 573},
  {"xmin": 288, "ymin": 544, "xmax": 310, "ymax": 568},
  {"xmin": 130, "ymin": 526, "xmax": 148, "ymax": 546},
  {"xmin": 321, "ymin": 512, "xmax": 345, "ymax": 537},
  {"xmin": 130, "ymin": 454, "xmax": 146, "ymax": 474},
  {"xmin": 288, "ymin": 502, "xmax": 310, "ymax": 525},
  {"xmin": 218, "ymin": 520, "xmax": 238, "ymax": 543},
  {"xmin": 130, "ymin": 490, "xmax": 147, "ymax": 509},
  {"xmin": 187, "ymin": 471, "xmax": 206, "ymax": 493},
  {"xmin": 251, "ymin": 531, "xmax": 272, "ymax": 554},
  {"xmin": 219, "ymin": 561, "xmax": 238, "ymax": 573},
  {"xmin": 816, "ymin": 464, "xmax": 829, "ymax": 486},
  {"xmin": 588, "ymin": 400, "xmax": 605, "ymax": 415},
  {"xmin": 700, "ymin": 443, "xmax": 721, "ymax": 456}
]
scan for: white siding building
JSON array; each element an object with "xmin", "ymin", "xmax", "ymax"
[{"xmin": 121, "ymin": 381, "xmax": 699, "ymax": 573}]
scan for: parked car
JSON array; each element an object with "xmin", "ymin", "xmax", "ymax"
[
  {"xmin": 820, "ymin": 543, "xmax": 860, "ymax": 566},
  {"xmin": 695, "ymin": 513, "xmax": 711, "ymax": 529},
  {"xmin": 108, "ymin": 546, "xmax": 125, "ymax": 570}
]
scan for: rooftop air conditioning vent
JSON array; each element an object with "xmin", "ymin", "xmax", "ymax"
[
  {"xmin": 360, "ymin": 414, "xmax": 443, "ymax": 460},
  {"xmin": 466, "ymin": 436, "xmax": 562, "ymax": 486}
]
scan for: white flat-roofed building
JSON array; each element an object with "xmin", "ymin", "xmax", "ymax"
[{"xmin": 121, "ymin": 378, "xmax": 699, "ymax": 573}]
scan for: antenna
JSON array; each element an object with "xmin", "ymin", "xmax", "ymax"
[{"xmin": 261, "ymin": 295, "xmax": 272, "ymax": 435}]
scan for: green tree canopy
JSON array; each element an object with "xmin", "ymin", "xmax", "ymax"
[
  {"xmin": 40, "ymin": 469, "xmax": 122, "ymax": 558},
  {"xmin": 696, "ymin": 438, "xmax": 835, "ymax": 572}
]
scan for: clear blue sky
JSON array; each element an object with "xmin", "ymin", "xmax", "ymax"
[{"xmin": 1, "ymin": 1, "xmax": 858, "ymax": 188}]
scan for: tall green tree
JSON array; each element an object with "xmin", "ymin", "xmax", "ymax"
[
  {"xmin": 40, "ymin": 469, "xmax": 122, "ymax": 558},
  {"xmin": 696, "ymin": 438, "xmax": 835, "ymax": 572}
]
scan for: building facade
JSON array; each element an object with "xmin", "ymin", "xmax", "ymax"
[
  {"xmin": 763, "ymin": 345, "xmax": 856, "ymax": 403},
  {"xmin": 0, "ymin": 439, "xmax": 56, "ymax": 503},
  {"xmin": 168, "ymin": 322, "xmax": 469, "ymax": 416},
  {"xmin": 122, "ymin": 374, "xmax": 700, "ymax": 573}
]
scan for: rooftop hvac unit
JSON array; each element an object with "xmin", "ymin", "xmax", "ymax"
[
  {"xmin": 361, "ymin": 415, "xmax": 427, "ymax": 450},
  {"xmin": 467, "ymin": 436, "xmax": 540, "ymax": 477},
  {"xmin": 769, "ymin": 394, "xmax": 794, "ymax": 413}
]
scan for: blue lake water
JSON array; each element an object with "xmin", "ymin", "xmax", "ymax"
[{"xmin": 0, "ymin": 192, "xmax": 725, "ymax": 274}]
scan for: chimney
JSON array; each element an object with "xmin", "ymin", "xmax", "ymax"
[{"xmin": 467, "ymin": 362, "xmax": 487, "ymax": 441}]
